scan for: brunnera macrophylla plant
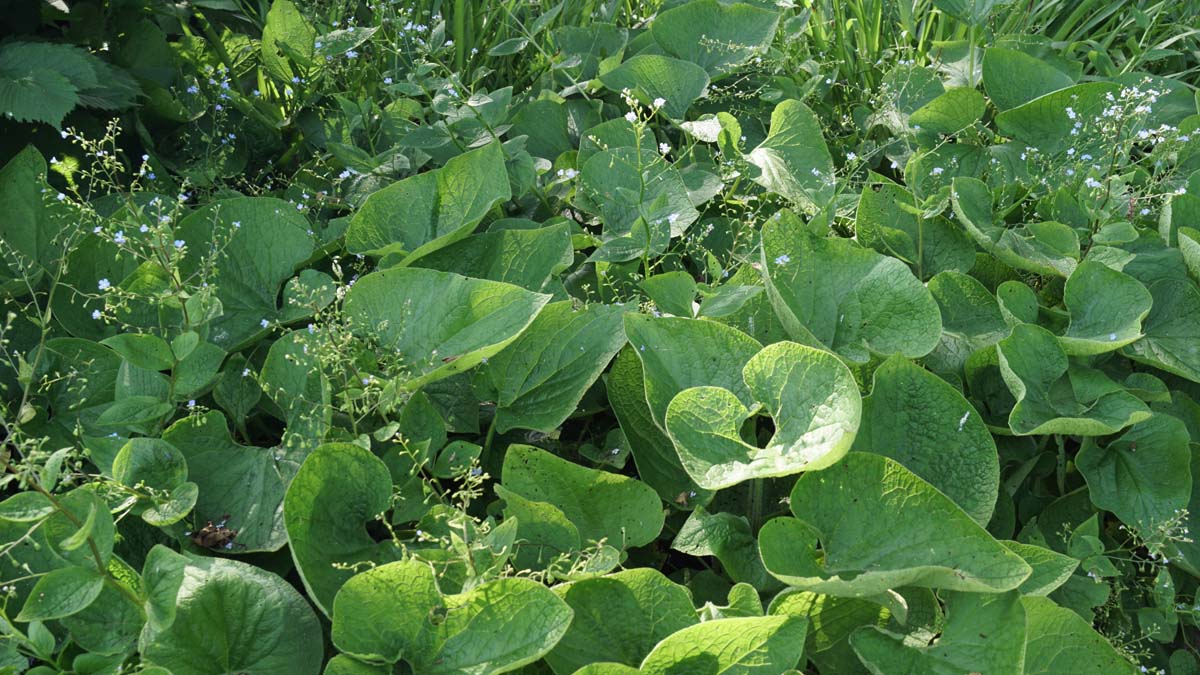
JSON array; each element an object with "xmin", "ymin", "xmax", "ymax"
[{"xmin": 1, "ymin": 0, "xmax": 1200, "ymax": 673}]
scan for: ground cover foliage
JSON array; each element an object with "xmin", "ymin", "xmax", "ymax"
[{"xmin": 1, "ymin": 0, "xmax": 1200, "ymax": 672}]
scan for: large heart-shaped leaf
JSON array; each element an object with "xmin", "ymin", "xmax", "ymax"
[
  {"xmin": 639, "ymin": 615, "xmax": 807, "ymax": 675},
  {"xmin": 745, "ymin": 100, "xmax": 835, "ymax": 213},
  {"xmin": 649, "ymin": 0, "xmax": 780, "ymax": 77},
  {"xmin": 1059, "ymin": 261, "xmax": 1151, "ymax": 355},
  {"xmin": 665, "ymin": 341, "xmax": 861, "ymax": 490},
  {"xmin": 599, "ymin": 55, "xmax": 709, "ymax": 120},
  {"xmin": 1022, "ymin": 596, "xmax": 1139, "ymax": 674},
  {"xmin": 951, "ymin": 177, "xmax": 1079, "ymax": 278},
  {"xmin": 1123, "ymin": 278, "xmax": 1200, "ymax": 383}
]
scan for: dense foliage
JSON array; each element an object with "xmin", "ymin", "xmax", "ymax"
[{"xmin": 2, "ymin": 0, "xmax": 1200, "ymax": 673}]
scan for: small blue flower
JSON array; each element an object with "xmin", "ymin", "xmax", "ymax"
[
  {"xmin": 174, "ymin": 240, "xmax": 185, "ymax": 249},
  {"xmin": 98, "ymin": 278, "xmax": 111, "ymax": 291},
  {"xmin": 775, "ymin": 254, "xmax": 790, "ymax": 265},
  {"xmin": 260, "ymin": 318, "xmax": 270, "ymax": 328}
]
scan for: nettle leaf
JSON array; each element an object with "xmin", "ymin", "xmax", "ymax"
[
  {"xmin": 650, "ymin": 0, "xmax": 781, "ymax": 77},
  {"xmin": 852, "ymin": 356, "xmax": 999, "ymax": 525},
  {"xmin": 1123, "ymin": 279, "xmax": 1200, "ymax": 383},
  {"xmin": 162, "ymin": 412, "xmax": 297, "ymax": 552},
  {"xmin": 924, "ymin": 271, "xmax": 1010, "ymax": 375},
  {"xmin": 759, "ymin": 453, "xmax": 1031, "ymax": 596},
  {"xmin": 142, "ymin": 557, "xmax": 323, "ymax": 675},
  {"xmin": 502, "ymin": 444, "xmax": 663, "ymax": 548},
  {"xmin": 599, "ymin": 55, "xmax": 709, "ymax": 120},
  {"xmin": 487, "ymin": 301, "xmax": 628, "ymax": 434},
  {"xmin": 1022, "ymin": 596, "xmax": 1139, "ymax": 674},
  {"xmin": 854, "ymin": 181, "xmax": 975, "ymax": 280},
  {"xmin": 745, "ymin": 100, "xmax": 835, "ymax": 214},
  {"xmin": 176, "ymin": 197, "xmax": 314, "ymax": 350},
  {"xmin": 639, "ymin": 615, "xmax": 807, "ymax": 675},
  {"xmin": 983, "ymin": 47, "xmax": 1075, "ymax": 111},
  {"xmin": 1076, "ymin": 413, "xmax": 1192, "ymax": 533},
  {"xmin": 284, "ymin": 443, "xmax": 399, "ymax": 615},
  {"xmin": 665, "ymin": 341, "xmax": 861, "ymax": 490},
  {"xmin": 331, "ymin": 560, "xmax": 573, "ymax": 674},
  {"xmin": 762, "ymin": 221, "xmax": 942, "ymax": 363},
  {"xmin": 606, "ymin": 348, "xmax": 711, "ymax": 505},
  {"xmin": 624, "ymin": 313, "xmax": 762, "ymax": 429},
  {"xmin": 545, "ymin": 568, "xmax": 697, "ymax": 673},
  {"xmin": 951, "ymin": 177, "xmax": 1079, "ymax": 277},
  {"xmin": 1059, "ymin": 261, "xmax": 1151, "ymax": 355},
  {"xmin": 851, "ymin": 591, "xmax": 1025, "ymax": 675},
  {"xmin": 346, "ymin": 141, "xmax": 511, "ymax": 260},
  {"xmin": 343, "ymin": 266, "xmax": 551, "ymax": 391},
  {"xmin": 411, "ymin": 222, "xmax": 573, "ymax": 292},
  {"xmin": 997, "ymin": 324, "xmax": 1151, "ymax": 435}
]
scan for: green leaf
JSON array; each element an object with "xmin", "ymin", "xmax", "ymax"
[
  {"xmin": 142, "ymin": 481, "xmax": 199, "ymax": 527},
  {"xmin": 331, "ymin": 560, "xmax": 574, "ymax": 673},
  {"xmin": 997, "ymin": 324, "xmax": 1151, "ymax": 435},
  {"xmin": 650, "ymin": 0, "xmax": 781, "ymax": 77},
  {"xmin": 1076, "ymin": 413, "xmax": 1192, "ymax": 533},
  {"xmin": 639, "ymin": 616, "xmax": 807, "ymax": 675},
  {"xmin": 142, "ymin": 544, "xmax": 188, "ymax": 632},
  {"xmin": 672, "ymin": 507, "xmax": 776, "ymax": 589},
  {"xmin": 665, "ymin": 341, "xmax": 861, "ymax": 490},
  {"xmin": 163, "ymin": 412, "xmax": 296, "ymax": 552},
  {"xmin": 501, "ymin": 444, "xmax": 664, "ymax": 549},
  {"xmin": 1002, "ymin": 541, "xmax": 1078, "ymax": 596},
  {"xmin": 854, "ymin": 182, "xmax": 975, "ymax": 280},
  {"xmin": 16, "ymin": 566, "xmax": 104, "ymax": 621},
  {"xmin": 1123, "ymin": 279, "xmax": 1200, "ymax": 383},
  {"xmin": 112, "ymin": 437, "xmax": 187, "ymax": 492},
  {"xmin": 1022, "ymin": 596, "xmax": 1138, "ymax": 674},
  {"xmin": 930, "ymin": 0, "xmax": 1011, "ymax": 24},
  {"xmin": 42, "ymin": 488, "xmax": 114, "ymax": 569},
  {"xmin": 0, "ymin": 45, "xmax": 81, "ymax": 127},
  {"xmin": 410, "ymin": 222, "xmax": 573, "ymax": 292},
  {"xmin": 623, "ymin": 313, "xmax": 762, "ymax": 429},
  {"xmin": 983, "ymin": 47, "xmax": 1075, "ymax": 111},
  {"xmin": 0, "ymin": 146, "xmax": 67, "ymax": 287},
  {"xmin": 1060, "ymin": 261, "xmax": 1151, "ymax": 355},
  {"xmin": 496, "ymin": 483, "xmax": 583, "ymax": 571},
  {"xmin": 261, "ymin": 0, "xmax": 316, "ymax": 82},
  {"xmin": 641, "ymin": 271, "xmax": 698, "ymax": 317},
  {"xmin": 768, "ymin": 590, "xmax": 889, "ymax": 672},
  {"xmin": 759, "ymin": 453, "xmax": 1031, "ymax": 596},
  {"xmin": 343, "ymin": 266, "xmax": 551, "ymax": 390},
  {"xmin": 762, "ymin": 223, "xmax": 942, "ymax": 363},
  {"xmin": 745, "ymin": 100, "xmax": 835, "ymax": 213},
  {"xmin": 172, "ymin": 341, "xmax": 226, "ymax": 400},
  {"xmin": 924, "ymin": 271, "xmax": 1010, "ymax": 375},
  {"xmin": 0, "ymin": 492, "xmax": 55, "ymax": 522},
  {"xmin": 346, "ymin": 141, "xmax": 511, "ymax": 260},
  {"xmin": 850, "ymin": 591, "xmax": 1025, "ymax": 675},
  {"xmin": 97, "ymin": 396, "xmax": 172, "ymax": 430},
  {"xmin": 951, "ymin": 177, "xmax": 1079, "ymax": 277},
  {"xmin": 487, "ymin": 301, "xmax": 627, "ymax": 434},
  {"xmin": 909, "ymin": 87, "xmax": 987, "ymax": 136},
  {"xmin": 284, "ymin": 443, "xmax": 399, "ymax": 615},
  {"xmin": 143, "ymin": 557, "xmax": 323, "ymax": 675},
  {"xmin": 101, "ymin": 333, "xmax": 175, "ymax": 371},
  {"xmin": 599, "ymin": 55, "xmax": 709, "ymax": 119},
  {"xmin": 995, "ymin": 82, "xmax": 1121, "ymax": 154},
  {"xmin": 546, "ymin": 568, "xmax": 697, "ymax": 673},
  {"xmin": 851, "ymin": 356, "xmax": 999, "ymax": 525}
]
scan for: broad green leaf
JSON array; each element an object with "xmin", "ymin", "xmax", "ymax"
[
  {"xmin": 97, "ymin": 395, "xmax": 172, "ymax": 430},
  {"xmin": 850, "ymin": 591, "xmax": 1025, "ymax": 675},
  {"xmin": 487, "ymin": 301, "xmax": 627, "ymax": 434},
  {"xmin": 410, "ymin": 223, "xmax": 573, "ymax": 292},
  {"xmin": 951, "ymin": 177, "xmax": 1079, "ymax": 277},
  {"xmin": 284, "ymin": 443, "xmax": 399, "ymax": 615},
  {"xmin": 762, "ymin": 222, "xmax": 942, "ymax": 363},
  {"xmin": 1059, "ymin": 261, "xmax": 1151, "ymax": 355},
  {"xmin": 1022, "ymin": 596, "xmax": 1138, "ymax": 674},
  {"xmin": 650, "ymin": 0, "xmax": 780, "ymax": 77},
  {"xmin": 162, "ymin": 412, "xmax": 298, "ymax": 552},
  {"xmin": 606, "ymin": 348, "xmax": 710, "ymax": 504},
  {"xmin": 909, "ymin": 87, "xmax": 987, "ymax": 136},
  {"xmin": 142, "ymin": 544, "xmax": 188, "ymax": 632},
  {"xmin": 759, "ymin": 453, "xmax": 1031, "ymax": 596},
  {"xmin": 854, "ymin": 182, "xmax": 974, "ymax": 280},
  {"xmin": 672, "ymin": 507, "xmax": 775, "ymax": 589},
  {"xmin": 112, "ymin": 437, "xmax": 187, "ymax": 492},
  {"xmin": 1001, "ymin": 541, "xmax": 1078, "ymax": 596},
  {"xmin": 143, "ymin": 557, "xmax": 323, "ymax": 675},
  {"xmin": 1123, "ymin": 279, "xmax": 1200, "ymax": 383},
  {"xmin": 261, "ymin": 329, "xmax": 330, "ymax": 454},
  {"xmin": 641, "ymin": 271, "xmax": 698, "ymax": 317},
  {"xmin": 624, "ymin": 313, "xmax": 762, "ymax": 428},
  {"xmin": 0, "ymin": 146, "xmax": 66, "ymax": 288},
  {"xmin": 1179, "ymin": 226, "xmax": 1200, "ymax": 281},
  {"xmin": 501, "ymin": 444, "xmax": 664, "ymax": 548},
  {"xmin": 545, "ymin": 568, "xmax": 697, "ymax": 673},
  {"xmin": 930, "ymin": 0, "xmax": 1011, "ymax": 24},
  {"xmin": 172, "ymin": 340, "xmax": 225, "ymax": 400},
  {"xmin": 100, "ymin": 333, "xmax": 174, "ymax": 371},
  {"xmin": 346, "ymin": 141, "xmax": 511, "ymax": 260},
  {"xmin": 983, "ymin": 47, "xmax": 1075, "ymax": 111},
  {"xmin": 745, "ymin": 100, "xmax": 835, "ymax": 213},
  {"xmin": 176, "ymin": 197, "xmax": 314, "ymax": 350},
  {"xmin": 0, "ymin": 492, "xmax": 55, "ymax": 522},
  {"xmin": 769, "ymin": 590, "xmax": 889, "ymax": 673},
  {"xmin": 599, "ymin": 55, "xmax": 709, "ymax": 120},
  {"xmin": 639, "ymin": 615, "xmax": 807, "ymax": 675},
  {"xmin": 343, "ymin": 266, "xmax": 551, "ymax": 390},
  {"xmin": 43, "ymin": 488, "xmax": 114, "ymax": 569},
  {"xmin": 995, "ymin": 82, "xmax": 1121, "ymax": 154},
  {"xmin": 59, "ymin": 578, "xmax": 143, "ymax": 656},
  {"xmin": 331, "ymin": 560, "xmax": 573, "ymax": 674},
  {"xmin": 997, "ymin": 324, "xmax": 1150, "ymax": 435},
  {"xmin": 924, "ymin": 271, "xmax": 1010, "ymax": 374},
  {"xmin": 261, "ymin": 0, "xmax": 315, "ymax": 82},
  {"xmin": 143, "ymin": 481, "xmax": 199, "ymax": 527},
  {"xmin": 1076, "ymin": 414, "xmax": 1192, "ymax": 533},
  {"xmin": 496, "ymin": 483, "xmax": 583, "ymax": 571},
  {"xmin": 852, "ymin": 356, "xmax": 999, "ymax": 525},
  {"xmin": 16, "ymin": 566, "xmax": 104, "ymax": 621},
  {"xmin": 665, "ymin": 341, "xmax": 861, "ymax": 490}
]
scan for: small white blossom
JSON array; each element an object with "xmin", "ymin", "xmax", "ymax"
[
  {"xmin": 652, "ymin": 97, "xmax": 666, "ymax": 109},
  {"xmin": 98, "ymin": 278, "xmax": 111, "ymax": 291},
  {"xmin": 92, "ymin": 309, "xmax": 102, "ymax": 320},
  {"xmin": 624, "ymin": 111, "xmax": 637, "ymax": 123}
]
